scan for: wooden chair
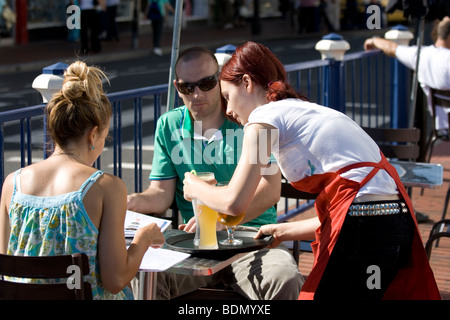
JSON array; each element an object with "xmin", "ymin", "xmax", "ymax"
[
  {"xmin": 425, "ymin": 219, "xmax": 450, "ymax": 260},
  {"xmin": 362, "ymin": 126, "xmax": 431, "ymax": 223},
  {"xmin": 362, "ymin": 127, "xmax": 421, "ymax": 161},
  {"xmin": 425, "ymin": 88, "xmax": 450, "ymax": 163},
  {"xmin": 278, "ymin": 178, "xmax": 318, "ymax": 264},
  {"xmin": 424, "ymin": 89, "xmax": 450, "ymax": 220},
  {"xmin": 0, "ymin": 253, "xmax": 92, "ymax": 300}
]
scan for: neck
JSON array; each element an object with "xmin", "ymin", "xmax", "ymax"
[
  {"xmin": 435, "ymin": 38, "xmax": 450, "ymax": 49},
  {"xmin": 192, "ymin": 107, "xmax": 226, "ymax": 137},
  {"xmin": 52, "ymin": 147, "xmax": 86, "ymax": 165}
]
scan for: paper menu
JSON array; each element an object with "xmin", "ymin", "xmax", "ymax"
[
  {"xmin": 139, "ymin": 247, "xmax": 191, "ymax": 272},
  {"xmin": 124, "ymin": 210, "xmax": 172, "ymax": 238}
]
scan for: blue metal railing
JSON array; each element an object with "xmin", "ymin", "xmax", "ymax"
[{"xmin": 0, "ymin": 49, "xmax": 410, "ymax": 220}]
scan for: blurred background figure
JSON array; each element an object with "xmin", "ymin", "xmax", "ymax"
[{"xmin": 146, "ymin": 0, "xmax": 174, "ymax": 56}]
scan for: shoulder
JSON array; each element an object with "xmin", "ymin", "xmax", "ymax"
[
  {"xmin": 156, "ymin": 106, "xmax": 186, "ymax": 128},
  {"xmin": 0, "ymin": 171, "xmax": 16, "ymax": 202},
  {"xmin": 96, "ymin": 172, "xmax": 126, "ymax": 193}
]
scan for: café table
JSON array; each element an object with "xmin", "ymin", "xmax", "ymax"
[
  {"xmin": 389, "ymin": 160, "xmax": 443, "ymax": 189},
  {"xmin": 136, "ymin": 229, "xmax": 268, "ymax": 300}
]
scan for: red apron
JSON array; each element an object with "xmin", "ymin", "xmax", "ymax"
[{"xmin": 292, "ymin": 153, "xmax": 441, "ymax": 300}]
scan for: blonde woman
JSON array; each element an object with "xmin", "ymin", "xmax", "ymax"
[{"xmin": 0, "ymin": 61, "xmax": 164, "ymax": 299}]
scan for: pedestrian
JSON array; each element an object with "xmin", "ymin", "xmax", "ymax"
[
  {"xmin": 80, "ymin": 0, "xmax": 105, "ymax": 53},
  {"xmin": 127, "ymin": 46, "xmax": 305, "ymax": 300},
  {"xmin": 105, "ymin": 0, "xmax": 120, "ymax": 41},
  {"xmin": 183, "ymin": 41, "xmax": 441, "ymax": 300},
  {"xmin": 0, "ymin": 61, "xmax": 165, "ymax": 300},
  {"xmin": 146, "ymin": 0, "xmax": 174, "ymax": 56}
]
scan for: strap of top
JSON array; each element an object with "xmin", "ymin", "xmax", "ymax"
[
  {"xmin": 13, "ymin": 168, "xmax": 23, "ymax": 193},
  {"xmin": 80, "ymin": 170, "xmax": 104, "ymax": 199}
]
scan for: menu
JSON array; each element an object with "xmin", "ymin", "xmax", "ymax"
[
  {"xmin": 124, "ymin": 210, "xmax": 172, "ymax": 238},
  {"xmin": 124, "ymin": 210, "xmax": 190, "ymax": 271},
  {"xmin": 139, "ymin": 247, "xmax": 191, "ymax": 272}
]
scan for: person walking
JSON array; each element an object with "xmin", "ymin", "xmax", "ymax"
[{"xmin": 146, "ymin": 0, "xmax": 174, "ymax": 56}]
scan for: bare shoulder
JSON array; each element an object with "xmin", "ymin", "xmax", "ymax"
[{"xmin": 96, "ymin": 172, "xmax": 127, "ymax": 195}]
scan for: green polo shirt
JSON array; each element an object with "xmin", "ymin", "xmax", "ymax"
[{"xmin": 150, "ymin": 105, "xmax": 277, "ymax": 227}]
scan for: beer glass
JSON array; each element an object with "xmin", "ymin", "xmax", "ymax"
[
  {"xmin": 191, "ymin": 172, "xmax": 218, "ymax": 249},
  {"xmin": 216, "ymin": 182, "xmax": 245, "ymax": 246}
]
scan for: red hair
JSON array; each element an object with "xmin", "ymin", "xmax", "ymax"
[{"xmin": 220, "ymin": 41, "xmax": 308, "ymax": 102}]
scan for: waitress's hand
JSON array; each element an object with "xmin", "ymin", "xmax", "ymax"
[
  {"xmin": 182, "ymin": 172, "xmax": 197, "ymax": 201},
  {"xmin": 255, "ymin": 224, "xmax": 282, "ymax": 248}
]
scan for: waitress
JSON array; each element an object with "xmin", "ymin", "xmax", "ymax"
[{"xmin": 183, "ymin": 41, "xmax": 441, "ymax": 300}]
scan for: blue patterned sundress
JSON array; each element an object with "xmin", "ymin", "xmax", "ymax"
[{"xmin": 7, "ymin": 169, "xmax": 132, "ymax": 300}]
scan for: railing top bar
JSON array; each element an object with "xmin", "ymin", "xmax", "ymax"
[
  {"xmin": 0, "ymin": 104, "xmax": 46, "ymax": 123},
  {"xmin": 107, "ymin": 84, "xmax": 169, "ymax": 102},
  {"xmin": 284, "ymin": 59, "xmax": 330, "ymax": 72},
  {"xmin": 283, "ymin": 50, "xmax": 384, "ymax": 72},
  {"xmin": 343, "ymin": 49, "xmax": 383, "ymax": 62}
]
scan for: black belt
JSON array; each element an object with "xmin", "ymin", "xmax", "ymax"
[{"xmin": 348, "ymin": 200, "xmax": 407, "ymax": 217}]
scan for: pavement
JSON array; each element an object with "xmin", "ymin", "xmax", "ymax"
[{"xmin": 0, "ymin": 17, "xmax": 380, "ymax": 75}]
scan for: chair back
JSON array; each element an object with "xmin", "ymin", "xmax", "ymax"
[
  {"xmin": 0, "ymin": 253, "xmax": 92, "ymax": 300},
  {"xmin": 425, "ymin": 88, "xmax": 450, "ymax": 162},
  {"xmin": 431, "ymin": 88, "xmax": 450, "ymax": 109},
  {"xmin": 362, "ymin": 127, "xmax": 421, "ymax": 161}
]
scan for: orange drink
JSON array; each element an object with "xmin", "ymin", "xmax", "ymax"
[
  {"xmin": 217, "ymin": 212, "xmax": 245, "ymax": 227},
  {"xmin": 190, "ymin": 172, "xmax": 217, "ymax": 248},
  {"xmin": 196, "ymin": 200, "xmax": 219, "ymax": 249}
]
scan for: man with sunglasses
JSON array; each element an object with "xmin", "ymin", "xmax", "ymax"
[{"xmin": 127, "ymin": 47, "xmax": 305, "ymax": 300}]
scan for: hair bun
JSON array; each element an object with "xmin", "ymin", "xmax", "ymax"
[{"xmin": 61, "ymin": 61, "xmax": 90, "ymax": 101}]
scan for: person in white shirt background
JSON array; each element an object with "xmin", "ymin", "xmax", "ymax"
[{"xmin": 364, "ymin": 16, "xmax": 450, "ymax": 136}]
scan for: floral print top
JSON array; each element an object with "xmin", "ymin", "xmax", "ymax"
[{"xmin": 7, "ymin": 169, "xmax": 128, "ymax": 300}]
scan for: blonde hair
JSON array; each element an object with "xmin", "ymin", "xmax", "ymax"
[{"xmin": 45, "ymin": 61, "xmax": 111, "ymax": 147}]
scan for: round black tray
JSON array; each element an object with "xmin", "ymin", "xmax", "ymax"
[{"xmin": 164, "ymin": 230, "xmax": 273, "ymax": 259}]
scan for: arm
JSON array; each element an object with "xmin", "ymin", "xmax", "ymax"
[
  {"xmin": 364, "ymin": 37, "xmax": 398, "ymax": 57},
  {"xmin": 0, "ymin": 173, "xmax": 13, "ymax": 254},
  {"xmin": 255, "ymin": 217, "xmax": 320, "ymax": 248},
  {"xmin": 127, "ymin": 178, "xmax": 176, "ymax": 215},
  {"xmin": 184, "ymin": 123, "xmax": 273, "ymax": 215},
  {"xmin": 240, "ymin": 163, "xmax": 281, "ymax": 224},
  {"xmin": 164, "ymin": 1, "xmax": 175, "ymax": 14},
  {"xmin": 98, "ymin": 174, "xmax": 165, "ymax": 294}
]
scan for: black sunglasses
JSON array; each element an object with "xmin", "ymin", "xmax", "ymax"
[{"xmin": 175, "ymin": 73, "xmax": 219, "ymax": 95}]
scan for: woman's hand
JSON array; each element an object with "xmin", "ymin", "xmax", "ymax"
[
  {"xmin": 134, "ymin": 222, "xmax": 165, "ymax": 249},
  {"xmin": 255, "ymin": 224, "xmax": 283, "ymax": 248},
  {"xmin": 182, "ymin": 172, "xmax": 196, "ymax": 201},
  {"xmin": 183, "ymin": 172, "xmax": 216, "ymax": 201}
]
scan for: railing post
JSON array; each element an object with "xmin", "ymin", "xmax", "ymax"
[
  {"xmin": 385, "ymin": 25, "xmax": 413, "ymax": 128},
  {"xmin": 32, "ymin": 62, "xmax": 68, "ymax": 158},
  {"xmin": 215, "ymin": 44, "xmax": 235, "ymax": 70},
  {"xmin": 315, "ymin": 33, "xmax": 350, "ymax": 113},
  {"xmin": 32, "ymin": 62, "xmax": 68, "ymax": 103}
]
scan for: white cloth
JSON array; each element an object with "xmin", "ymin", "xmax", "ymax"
[
  {"xmin": 79, "ymin": 0, "xmax": 96, "ymax": 10},
  {"xmin": 395, "ymin": 45, "xmax": 450, "ymax": 130},
  {"xmin": 245, "ymin": 99, "xmax": 398, "ymax": 198}
]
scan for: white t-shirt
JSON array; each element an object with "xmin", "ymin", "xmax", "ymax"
[
  {"xmin": 396, "ymin": 45, "xmax": 450, "ymax": 130},
  {"xmin": 245, "ymin": 99, "xmax": 398, "ymax": 197}
]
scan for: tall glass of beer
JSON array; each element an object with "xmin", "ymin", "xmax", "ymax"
[{"xmin": 191, "ymin": 172, "xmax": 218, "ymax": 249}]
